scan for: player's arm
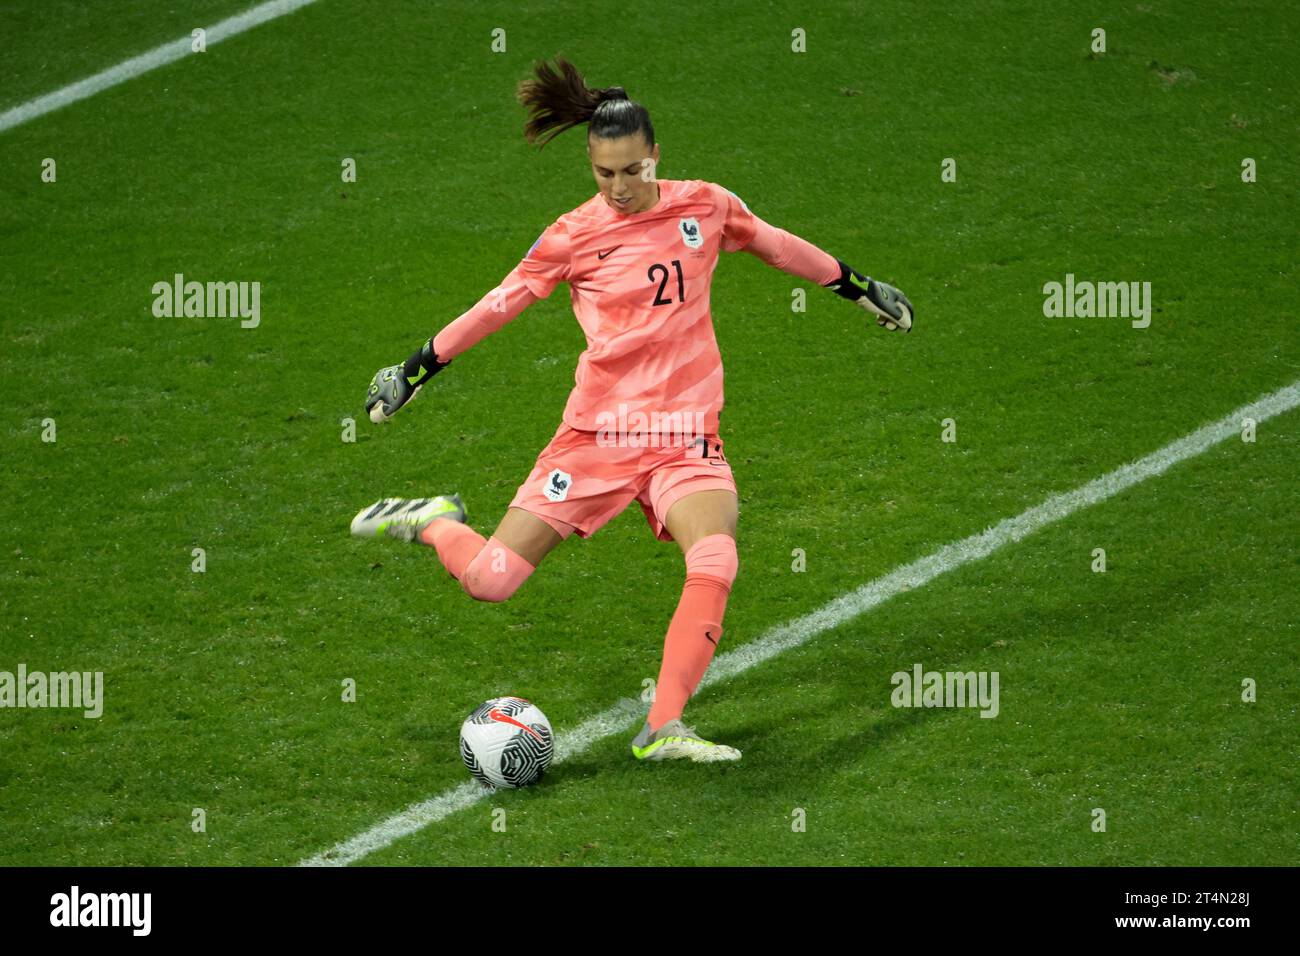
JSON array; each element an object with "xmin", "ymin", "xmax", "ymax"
[
  {"xmin": 365, "ymin": 222, "xmax": 572, "ymax": 424},
  {"xmin": 715, "ymin": 185, "xmax": 914, "ymax": 332},
  {"xmin": 364, "ymin": 269, "xmax": 538, "ymax": 423}
]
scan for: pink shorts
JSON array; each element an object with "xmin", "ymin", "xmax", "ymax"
[{"xmin": 508, "ymin": 423, "xmax": 737, "ymax": 542}]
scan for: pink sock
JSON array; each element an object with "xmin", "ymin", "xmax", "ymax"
[
  {"xmin": 647, "ymin": 534, "xmax": 738, "ymax": 730},
  {"xmin": 420, "ymin": 518, "xmax": 485, "ymax": 578},
  {"xmin": 419, "ymin": 521, "xmax": 536, "ymax": 603}
]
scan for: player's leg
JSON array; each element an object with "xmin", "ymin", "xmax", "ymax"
[
  {"xmin": 419, "ymin": 505, "xmax": 564, "ymax": 602},
  {"xmin": 660, "ymin": 488, "xmax": 738, "ymax": 554},
  {"xmin": 487, "ymin": 507, "xmax": 567, "ymax": 566},
  {"xmin": 351, "ymin": 422, "xmax": 583, "ymax": 603},
  {"xmin": 649, "ymin": 489, "xmax": 739, "ymax": 723},
  {"xmin": 633, "ymin": 483, "xmax": 742, "ymax": 762},
  {"xmin": 351, "ymin": 423, "xmax": 634, "ymax": 603},
  {"xmin": 351, "ymin": 494, "xmax": 565, "ymax": 603}
]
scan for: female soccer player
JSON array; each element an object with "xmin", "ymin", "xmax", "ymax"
[{"xmin": 352, "ymin": 58, "xmax": 913, "ymax": 763}]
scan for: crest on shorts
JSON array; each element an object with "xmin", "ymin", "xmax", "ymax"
[
  {"xmin": 679, "ymin": 217, "xmax": 703, "ymax": 249},
  {"xmin": 543, "ymin": 469, "xmax": 572, "ymax": 502}
]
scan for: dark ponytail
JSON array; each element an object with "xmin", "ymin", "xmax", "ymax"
[{"xmin": 517, "ymin": 56, "xmax": 655, "ymax": 149}]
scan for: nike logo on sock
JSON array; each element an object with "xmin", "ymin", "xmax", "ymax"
[{"xmin": 704, "ymin": 630, "xmax": 717, "ymax": 645}]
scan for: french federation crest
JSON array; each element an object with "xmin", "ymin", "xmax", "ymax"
[
  {"xmin": 678, "ymin": 217, "xmax": 703, "ymax": 249},
  {"xmin": 543, "ymin": 469, "xmax": 572, "ymax": 502}
]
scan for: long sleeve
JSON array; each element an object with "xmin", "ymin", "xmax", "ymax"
[
  {"xmin": 741, "ymin": 217, "xmax": 841, "ymax": 285},
  {"xmin": 432, "ymin": 216, "xmax": 574, "ymax": 360},
  {"xmin": 432, "ymin": 264, "xmax": 539, "ymax": 360},
  {"xmin": 712, "ymin": 184, "xmax": 841, "ymax": 286}
]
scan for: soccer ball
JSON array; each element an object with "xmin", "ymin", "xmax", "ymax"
[{"xmin": 459, "ymin": 696, "xmax": 554, "ymax": 789}]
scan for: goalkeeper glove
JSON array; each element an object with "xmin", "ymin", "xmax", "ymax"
[
  {"xmin": 825, "ymin": 260, "xmax": 914, "ymax": 332},
  {"xmin": 365, "ymin": 339, "xmax": 449, "ymax": 423}
]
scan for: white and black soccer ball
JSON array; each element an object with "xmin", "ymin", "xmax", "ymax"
[{"xmin": 459, "ymin": 696, "xmax": 554, "ymax": 789}]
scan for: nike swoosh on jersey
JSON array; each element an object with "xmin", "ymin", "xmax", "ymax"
[{"xmin": 597, "ymin": 246, "xmax": 622, "ymax": 259}]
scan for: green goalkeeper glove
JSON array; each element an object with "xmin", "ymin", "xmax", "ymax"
[
  {"xmin": 365, "ymin": 339, "xmax": 449, "ymax": 423},
  {"xmin": 825, "ymin": 260, "xmax": 914, "ymax": 332}
]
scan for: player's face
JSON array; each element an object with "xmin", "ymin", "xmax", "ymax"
[{"xmin": 588, "ymin": 134, "xmax": 661, "ymax": 214}]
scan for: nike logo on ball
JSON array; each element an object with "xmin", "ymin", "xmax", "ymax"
[{"xmin": 488, "ymin": 708, "xmax": 544, "ymax": 740}]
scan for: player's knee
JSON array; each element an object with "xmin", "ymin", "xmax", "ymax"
[
  {"xmin": 460, "ymin": 569, "xmax": 514, "ymax": 603},
  {"xmin": 460, "ymin": 538, "xmax": 536, "ymax": 603},
  {"xmin": 684, "ymin": 532, "xmax": 738, "ymax": 588}
]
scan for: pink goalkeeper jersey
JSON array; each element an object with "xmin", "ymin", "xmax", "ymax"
[
  {"xmin": 518, "ymin": 179, "xmax": 766, "ymax": 435},
  {"xmin": 430, "ymin": 178, "xmax": 841, "ymax": 436}
]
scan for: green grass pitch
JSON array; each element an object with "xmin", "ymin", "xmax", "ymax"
[{"xmin": 0, "ymin": 0, "xmax": 1296, "ymax": 866}]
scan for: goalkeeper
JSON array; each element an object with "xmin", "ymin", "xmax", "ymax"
[{"xmin": 352, "ymin": 56, "xmax": 914, "ymax": 764}]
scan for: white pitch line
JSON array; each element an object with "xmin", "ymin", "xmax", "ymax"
[
  {"xmin": 300, "ymin": 379, "xmax": 1300, "ymax": 866},
  {"xmin": 0, "ymin": 0, "xmax": 321, "ymax": 135}
]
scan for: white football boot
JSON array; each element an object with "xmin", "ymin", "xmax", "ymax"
[
  {"xmin": 631, "ymin": 718, "xmax": 741, "ymax": 762},
  {"xmin": 349, "ymin": 494, "xmax": 467, "ymax": 542}
]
